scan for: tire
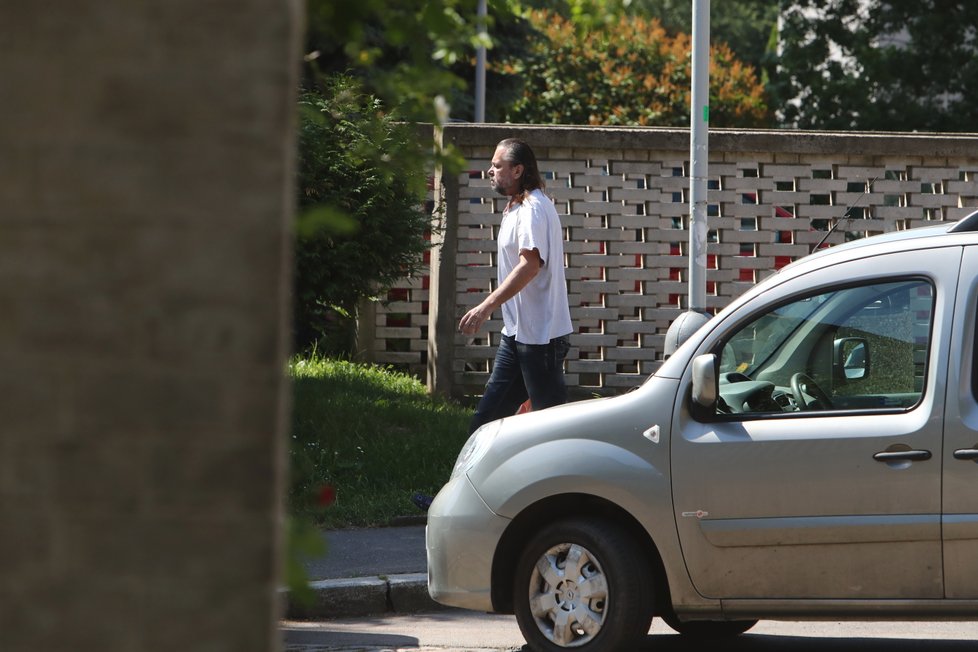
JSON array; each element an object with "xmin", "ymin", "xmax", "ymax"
[
  {"xmin": 513, "ymin": 518, "xmax": 654, "ymax": 652},
  {"xmin": 660, "ymin": 611, "xmax": 758, "ymax": 638}
]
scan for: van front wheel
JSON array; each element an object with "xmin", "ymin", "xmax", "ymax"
[{"xmin": 513, "ymin": 518, "xmax": 653, "ymax": 652}]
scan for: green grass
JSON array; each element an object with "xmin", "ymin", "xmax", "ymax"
[{"xmin": 288, "ymin": 355, "xmax": 473, "ymax": 528}]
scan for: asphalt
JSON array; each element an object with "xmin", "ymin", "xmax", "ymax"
[{"xmin": 284, "ymin": 515, "xmax": 445, "ymax": 620}]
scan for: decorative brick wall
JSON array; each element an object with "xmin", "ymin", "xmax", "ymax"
[{"xmin": 360, "ymin": 125, "xmax": 978, "ymax": 401}]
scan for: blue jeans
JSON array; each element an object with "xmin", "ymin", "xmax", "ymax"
[{"xmin": 469, "ymin": 334, "xmax": 570, "ymax": 435}]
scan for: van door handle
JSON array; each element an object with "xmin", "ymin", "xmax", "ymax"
[
  {"xmin": 953, "ymin": 448, "xmax": 978, "ymax": 460},
  {"xmin": 873, "ymin": 449, "xmax": 932, "ymax": 462}
]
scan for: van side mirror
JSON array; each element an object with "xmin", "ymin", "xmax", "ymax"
[
  {"xmin": 835, "ymin": 337, "xmax": 869, "ymax": 381},
  {"xmin": 691, "ymin": 354, "xmax": 718, "ymax": 409}
]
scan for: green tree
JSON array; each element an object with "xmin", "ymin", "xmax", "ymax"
[
  {"xmin": 295, "ymin": 0, "xmax": 488, "ymax": 354},
  {"xmin": 303, "ymin": 0, "xmax": 540, "ymax": 125},
  {"xmin": 516, "ymin": 0, "xmax": 781, "ymax": 87},
  {"xmin": 304, "ymin": 0, "xmax": 478, "ymax": 122},
  {"xmin": 500, "ymin": 9, "xmax": 770, "ymax": 127},
  {"xmin": 629, "ymin": 0, "xmax": 779, "ymax": 86},
  {"xmin": 774, "ymin": 0, "xmax": 978, "ymax": 131},
  {"xmin": 294, "ymin": 80, "xmax": 432, "ymax": 354}
]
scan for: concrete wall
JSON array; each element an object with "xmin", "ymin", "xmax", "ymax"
[
  {"xmin": 0, "ymin": 2, "xmax": 301, "ymax": 650},
  {"xmin": 359, "ymin": 124, "xmax": 978, "ymax": 400}
]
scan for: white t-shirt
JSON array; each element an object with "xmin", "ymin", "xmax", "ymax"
[{"xmin": 497, "ymin": 188, "xmax": 573, "ymax": 344}]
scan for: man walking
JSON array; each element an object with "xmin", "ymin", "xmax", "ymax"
[
  {"xmin": 413, "ymin": 138, "xmax": 573, "ymax": 513},
  {"xmin": 458, "ymin": 138, "xmax": 574, "ymax": 435}
]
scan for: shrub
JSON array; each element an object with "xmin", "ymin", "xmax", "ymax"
[{"xmin": 294, "ymin": 76, "xmax": 433, "ymax": 355}]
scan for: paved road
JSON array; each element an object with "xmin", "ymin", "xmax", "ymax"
[
  {"xmin": 291, "ymin": 526, "xmax": 978, "ymax": 649},
  {"xmin": 282, "ymin": 611, "xmax": 978, "ymax": 652}
]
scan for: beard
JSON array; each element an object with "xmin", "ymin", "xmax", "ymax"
[{"xmin": 491, "ymin": 178, "xmax": 514, "ymax": 196}]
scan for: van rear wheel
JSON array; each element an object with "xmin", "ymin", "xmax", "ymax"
[{"xmin": 513, "ymin": 518, "xmax": 653, "ymax": 652}]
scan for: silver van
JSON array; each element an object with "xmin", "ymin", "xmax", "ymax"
[{"xmin": 426, "ymin": 210, "xmax": 978, "ymax": 651}]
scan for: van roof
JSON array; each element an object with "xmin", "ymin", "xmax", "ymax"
[{"xmin": 792, "ymin": 207, "xmax": 978, "ymax": 268}]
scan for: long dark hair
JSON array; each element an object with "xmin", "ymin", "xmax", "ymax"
[{"xmin": 498, "ymin": 138, "xmax": 545, "ymax": 205}]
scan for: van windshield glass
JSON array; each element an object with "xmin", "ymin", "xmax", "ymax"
[{"xmin": 721, "ymin": 294, "xmax": 829, "ymax": 376}]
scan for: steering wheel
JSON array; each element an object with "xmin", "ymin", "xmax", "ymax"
[{"xmin": 790, "ymin": 373, "xmax": 833, "ymax": 410}]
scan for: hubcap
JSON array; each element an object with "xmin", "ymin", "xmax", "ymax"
[{"xmin": 527, "ymin": 543, "xmax": 608, "ymax": 647}]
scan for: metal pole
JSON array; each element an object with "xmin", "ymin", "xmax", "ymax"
[
  {"xmin": 475, "ymin": 0, "xmax": 487, "ymax": 122},
  {"xmin": 663, "ymin": 0, "xmax": 711, "ymax": 357},
  {"xmin": 688, "ymin": 0, "xmax": 709, "ymax": 313}
]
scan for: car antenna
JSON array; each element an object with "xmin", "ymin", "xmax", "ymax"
[{"xmin": 811, "ymin": 175, "xmax": 880, "ymax": 253}]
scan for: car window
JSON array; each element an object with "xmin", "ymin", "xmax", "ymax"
[{"xmin": 715, "ymin": 279, "xmax": 934, "ymax": 416}]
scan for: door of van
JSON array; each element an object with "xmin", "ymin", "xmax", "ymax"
[
  {"xmin": 942, "ymin": 245, "xmax": 978, "ymax": 599},
  {"xmin": 671, "ymin": 247, "xmax": 957, "ymax": 600}
]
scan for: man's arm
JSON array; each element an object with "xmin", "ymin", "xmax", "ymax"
[{"xmin": 458, "ymin": 248, "xmax": 541, "ymax": 335}]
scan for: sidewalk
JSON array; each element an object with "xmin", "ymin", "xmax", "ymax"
[{"xmin": 285, "ymin": 516, "xmax": 446, "ymax": 620}]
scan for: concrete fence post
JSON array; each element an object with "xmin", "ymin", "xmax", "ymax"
[
  {"xmin": 356, "ymin": 297, "xmax": 378, "ymax": 363},
  {"xmin": 427, "ymin": 131, "xmax": 461, "ymax": 398}
]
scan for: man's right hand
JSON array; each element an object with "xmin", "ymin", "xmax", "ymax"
[{"xmin": 458, "ymin": 305, "xmax": 491, "ymax": 335}]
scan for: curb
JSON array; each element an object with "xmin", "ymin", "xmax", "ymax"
[
  {"xmin": 285, "ymin": 573, "xmax": 446, "ymax": 620},
  {"xmin": 388, "ymin": 515, "xmax": 427, "ymax": 527}
]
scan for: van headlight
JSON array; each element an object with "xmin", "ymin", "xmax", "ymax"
[{"xmin": 450, "ymin": 420, "xmax": 502, "ymax": 479}]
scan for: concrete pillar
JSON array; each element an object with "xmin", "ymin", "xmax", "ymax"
[{"xmin": 0, "ymin": 2, "xmax": 303, "ymax": 650}]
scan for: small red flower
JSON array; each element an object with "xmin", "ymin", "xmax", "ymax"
[{"xmin": 317, "ymin": 484, "xmax": 337, "ymax": 508}]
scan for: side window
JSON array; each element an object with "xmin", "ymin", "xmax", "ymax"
[{"xmin": 716, "ymin": 279, "xmax": 934, "ymax": 416}]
